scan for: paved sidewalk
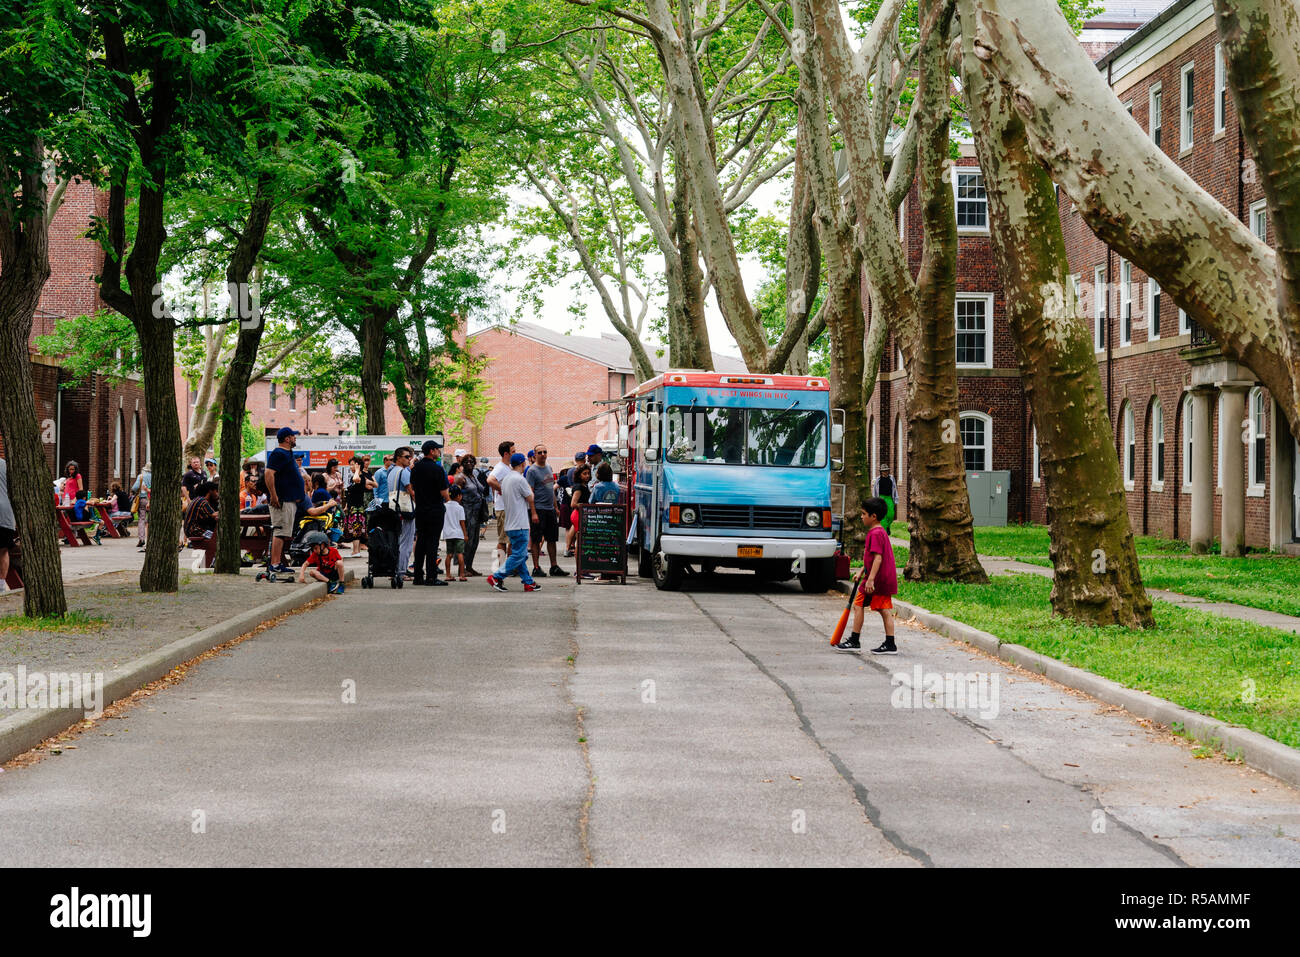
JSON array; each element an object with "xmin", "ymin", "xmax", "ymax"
[{"xmin": 891, "ymin": 536, "xmax": 1300, "ymax": 634}]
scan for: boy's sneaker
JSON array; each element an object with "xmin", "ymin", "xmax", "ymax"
[
  {"xmin": 524, "ymin": 582, "xmax": 542, "ymax": 592},
  {"xmin": 487, "ymin": 576, "xmax": 507, "ymax": 592},
  {"xmin": 835, "ymin": 638, "xmax": 861, "ymax": 652},
  {"xmin": 871, "ymin": 641, "xmax": 899, "ymax": 655}
]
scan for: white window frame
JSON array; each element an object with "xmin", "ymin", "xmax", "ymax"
[
  {"xmin": 955, "ymin": 293, "xmax": 995, "ymax": 370},
  {"xmin": 1249, "ymin": 386, "xmax": 1266, "ymax": 495},
  {"xmin": 114, "ymin": 414, "xmax": 122, "ymax": 480},
  {"xmin": 898, "ymin": 196, "xmax": 906, "ymax": 241},
  {"xmin": 1147, "ymin": 276, "xmax": 1161, "ymax": 341},
  {"xmin": 1094, "ymin": 265, "xmax": 1106, "ymax": 353},
  {"xmin": 1179, "ymin": 306, "xmax": 1191, "ymax": 336},
  {"xmin": 1120, "ymin": 260, "xmax": 1133, "ymax": 346},
  {"xmin": 959, "ymin": 411, "xmax": 992, "ymax": 473},
  {"xmin": 1180, "ymin": 61, "xmax": 1195, "ymax": 152},
  {"xmin": 953, "ymin": 168, "xmax": 989, "ymax": 234},
  {"xmin": 1149, "ymin": 83, "xmax": 1163, "ymax": 148},
  {"xmin": 1032, "ymin": 424, "xmax": 1041, "ymax": 484},
  {"xmin": 872, "ymin": 417, "xmax": 879, "ymax": 478},
  {"xmin": 1214, "ymin": 43, "xmax": 1227, "ymax": 135},
  {"xmin": 1182, "ymin": 394, "xmax": 1194, "ymax": 493},
  {"xmin": 269, "ymin": 380, "xmax": 277, "ymax": 410},
  {"xmin": 1151, "ymin": 398, "xmax": 1165, "ymax": 491},
  {"xmin": 1250, "ymin": 199, "xmax": 1268, "ymax": 242},
  {"xmin": 1123, "ymin": 402, "xmax": 1136, "ymax": 490},
  {"xmin": 1123, "ymin": 99, "xmax": 1134, "ymax": 118},
  {"xmin": 896, "ymin": 415, "xmax": 905, "ymax": 480},
  {"xmin": 1216, "ymin": 391, "xmax": 1225, "ymax": 490}
]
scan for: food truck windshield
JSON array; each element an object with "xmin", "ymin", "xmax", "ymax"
[{"xmin": 663, "ymin": 405, "xmax": 827, "ymax": 468}]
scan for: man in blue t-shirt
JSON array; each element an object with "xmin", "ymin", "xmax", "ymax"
[
  {"xmin": 265, "ymin": 427, "xmax": 307, "ymax": 571},
  {"xmin": 368, "ymin": 454, "xmax": 393, "ymax": 511}
]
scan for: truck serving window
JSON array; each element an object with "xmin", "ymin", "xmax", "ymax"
[{"xmin": 665, "ymin": 406, "xmax": 826, "ymax": 467}]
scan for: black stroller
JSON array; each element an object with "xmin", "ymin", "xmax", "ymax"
[
  {"xmin": 361, "ymin": 505, "xmax": 403, "ymax": 589},
  {"xmin": 255, "ymin": 510, "xmax": 336, "ymax": 583}
]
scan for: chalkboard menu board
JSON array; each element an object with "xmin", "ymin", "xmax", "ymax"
[{"xmin": 577, "ymin": 504, "xmax": 627, "ymax": 583}]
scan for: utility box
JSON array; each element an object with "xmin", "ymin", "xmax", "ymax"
[{"xmin": 966, "ymin": 471, "xmax": 1010, "ymax": 527}]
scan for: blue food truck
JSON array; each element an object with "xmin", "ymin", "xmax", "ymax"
[{"xmin": 622, "ymin": 371, "xmax": 844, "ymax": 591}]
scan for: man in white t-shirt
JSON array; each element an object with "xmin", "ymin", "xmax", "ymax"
[
  {"xmin": 442, "ymin": 485, "xmax": 468, "ymax": 580},
  {"xmin": 486, "ymin": 439, "xmax": 515, "ymax": 561},
  {"xmin": 487, "ymin": 453, "xmax": 540, "ymax": 593}
]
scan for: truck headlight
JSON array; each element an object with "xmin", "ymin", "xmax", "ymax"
[
  {"xmin": 804, "ymin": 509, "xmax": 821, "ymax": 528},
  {"xmin": 680, "ymin": 506, "xmax": 698, "ymax": 525}
]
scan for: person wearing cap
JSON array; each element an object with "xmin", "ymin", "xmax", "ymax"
[
  {"xmin": 585, "ymin": 444, "xmax": 604, "ymax": 472},
  {"xmin": 527, "ymin": 445, "xmax": 567, "ymax": 578},
  {"xmin": 486, "ymin": 452, "xmax": 541, "ymax": 593},
  {"xmin": 410, "ymin": 438, "xmax": 450, "ymax": 585},
  {"xmin": 487, "ymin": 440, "xmax": 516, "ymax": 561},
  {"xmin": 265, "ymin": 427, "xmax": 307, "ymax": 572},
  {"xmin": 565, "ymin": 450, "xmax": 587, "ymax": 487},
  {"xmin": 203, "ymin": 457, "xmax": 220, "ymax": 483}
]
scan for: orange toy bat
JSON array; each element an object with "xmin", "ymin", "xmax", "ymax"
[{"xmin": 831, "ymin": 577, "xmax": 859, "ymax": 646}]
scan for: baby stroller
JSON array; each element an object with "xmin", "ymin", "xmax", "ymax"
[
  {"xmin": 287, "ymin": 511, "xmax": 337, "ymax": 568},
  {"xmin": 362, "ymin": 505, "xmax": 403, "ymax": 589}
]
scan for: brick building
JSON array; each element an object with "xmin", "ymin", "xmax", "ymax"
[
  {"xmin": 2, "ymin": 178, "xmax": 149, "ymax": 498},
  {"xmin": 460, "ymin": 322, "xmax": 745, "ymax": 461},
  {"xmin": 873, "ymin": 0, "xmax": 1296, "ymax": 552}
]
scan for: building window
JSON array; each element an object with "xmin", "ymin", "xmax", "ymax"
[
  {"xmin": 960, "ymin": 412, "xmax": 990, "ymax": 472},
  {"xmin": 1123, "ymin": 99, "xmax": 1134, "ymax": 118},
  {"xmin": 1120, "ymin": 260, "xmax": 1133, "ymax": 346},
  {"xmin": 954, "ymin": 170, "xmax": 988, "ymax": 232},
  {"xmin": 1094, "ymin": 265, "xmax": 1106, "ymax": 353},
  {"xmin": 269, "ymin": 381, "xmax": 277, "ymax": 410},
  {"xmin": 114, "ymin": 413, "xmax": 123, "ymax": 479},
  {"xmin": 1151, "ymin": 398, "xmax": 1165, "ymax": 488},
  {"xmin": 1214, "ymin": 43, "xmax": 1227, "ymax": 134},
  {"xmin": 1123, "ymin": 403, "xmax": 1136, "ymax": 489},
  {"xmin": 1250, "ymin": 199, "xmax": 1268, "ymax": 241},
  {"xmin": 1179, "ymin": 307, "xmax": 1190, "ymax": 336},
  {"xmin": 1147, "ymin": 277, "xmax": 1161, "ymax": 340},
  {"xmin": 289, "ymin": 387, "xmax": 297, "ymax": 412},
  {"xmin": 955, "ymin": 294, "xmax": 993, "ymax": 368},
  {"xmin": 1032, "ymin": 424, "xmax": 1040, "ymax": 484},
  {"xmin": 896, "ymin": 415, "xmax": 905, "ymax": 480},
  {"xmin": 1180, "ymin": 62, "xmax": 1195, "ymax": 152},
  {"xmin": 1216, "ymin": 392, "xmax": 1225, "ymax": 489},
  {"xmin": 1249, "ymin": 387, "xmax": 1266, "ymax": 492},
  {"xmin": 1182, "ymin": 394, "xmax": 1194, "ymax": 493},
  {"xmin": 898, "ymin": 197, "xmax": 906, "ymax": 241},
  {"xmin": 310, "ymin": 388, "xmax": 318, "ymax": 412},
  {"xmin": 1149, "ymin": 84, "xmax": 1163, "ymax": 148}
]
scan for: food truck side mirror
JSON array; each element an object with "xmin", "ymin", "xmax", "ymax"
[
  {"xmin": 644, "ymin": 448, "xmax": 659, "ymax": 463},
  {"xmin": 831, "ymin": 457, "xmax": 843, "ymax": 472},
  {"xmin": 831, "ymin": 423, "xmax": 844, "ymax": 444}
]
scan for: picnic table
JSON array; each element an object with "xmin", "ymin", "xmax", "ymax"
[
  {"xmin": 55, "ymin": 501, "xmax": 122, "ymax": 546},
  {"xmin": 187, "ymin": 512, "xmax": 272, "ymax": 569}
]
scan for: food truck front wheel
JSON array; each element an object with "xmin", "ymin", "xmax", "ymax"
[{"xmin": 653, "ymin": 551, "xmax": 685, "ymax": 591}]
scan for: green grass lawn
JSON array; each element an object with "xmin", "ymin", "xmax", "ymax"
[
  {"xmin": 894, "ymin": 523, "xmax": 1300, "ymax": 618},
  {"xmin": 893, "ymin": 572, "xmax": 1300, "ymax": 750}
]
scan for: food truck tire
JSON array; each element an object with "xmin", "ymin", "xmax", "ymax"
[
  {"xmin": 653, "ymin": 552, "xmax": 685, "ymax": 591},
  {"xmin": 637, "ymin": 539, "xmax": 654, "ymax": 578},
  {"xmin": 798, "ymin": 558, "xmax": 837, "ymax": 593}
]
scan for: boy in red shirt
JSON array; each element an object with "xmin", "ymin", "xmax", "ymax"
[
  {"xmin": 298, "ymin": 532, "xmax": 346, "ymax": 594},
  {"xmin": 838, "ymin": 497, "xmax": 897, "ymax": 654}
]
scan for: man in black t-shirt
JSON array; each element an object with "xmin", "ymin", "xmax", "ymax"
[{"xmin": 411, "ymin": 439, "xmax": 450, "ymax": 585}]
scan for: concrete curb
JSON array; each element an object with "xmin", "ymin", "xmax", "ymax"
[
  {"xmin": 0, "ymin": 573, "xmax": 349, "ymax": 765},
  {"xmin": 835, "ymin": 581, "xmax": 1300, "ymax": 790}
]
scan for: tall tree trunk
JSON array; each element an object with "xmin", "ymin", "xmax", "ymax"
[
  {"xmin": 959, "ymin": 5, "xmax": 1152, "ymax": 626},
  {"xmin": 966, "ymin": 0, "xmax": 1299, "ymax": 438},
  {"xmin": 0, "ymin": 139, "xmax": 66, "ymax": 616},
  {"xmin": 214, "ymin": 194, "xmax": 275, "ymax": 575},
  {"xmin": 781, "ymin": 135, "xmax": 819, "ymax": 377},
  {"xmin": 360, "ymin": 307, "xmax": 389, "ymax": 434}
]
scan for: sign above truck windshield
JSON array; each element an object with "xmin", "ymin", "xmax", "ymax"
[{"xmin": 665, "ymin": 406, "xmax": 827, "ymax": 468}]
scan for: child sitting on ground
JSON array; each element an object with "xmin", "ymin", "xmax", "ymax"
[
  {"xmin": 298, "ymin": 533, "xmax": 345, "ymax": 594},
  {"xmin": 837, "ymin": 496, "xmax": 898, "ymax": 654}
]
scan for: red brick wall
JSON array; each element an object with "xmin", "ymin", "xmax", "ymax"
[{"xmin": 462, "ymin": 327, "xmax": 627, "ymax": 464}]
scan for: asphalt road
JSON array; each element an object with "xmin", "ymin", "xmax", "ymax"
[{"xmin": 4, "ymin": 569, "xmax": 1299, "ymax": 867}]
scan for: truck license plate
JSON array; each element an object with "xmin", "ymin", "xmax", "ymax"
[{"xmin": 737, "ymin": 545, "xmax": 763, "ymax": 558}]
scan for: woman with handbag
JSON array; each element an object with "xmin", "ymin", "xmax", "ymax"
[{"xmin": 342, "ymin": 456, "xmax": 374, "ymax": 556}]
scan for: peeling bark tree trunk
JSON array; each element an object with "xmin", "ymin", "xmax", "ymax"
[
  {"xmin": 360, "ymin": 307, "xmax": 390, "ymax": 434},
  {"xmin": 809, "ymin": 0, "xmax": 984, "ymax": 581},
  {"xmin": 966, "ymin": 0, "xmax": 1300, "ymax": 438},
  {"xmin": 214, "ymin": 194, "xmax": 275, "ymax": 575},
  {"xmin": 0, "ymin": 138, "xmax": 67, "ymax": 616},
  {"xmin": 782, "ymin": 137, "xmax": 818, "ymax": 377},
  {"xmin": 959, "ymin": 6, "xmax": 1153, "ymax": 626}
]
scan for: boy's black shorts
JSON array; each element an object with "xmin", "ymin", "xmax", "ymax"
[{"xmin": 531, "ymin": 509, "xmax": 559, "ymax": 544}]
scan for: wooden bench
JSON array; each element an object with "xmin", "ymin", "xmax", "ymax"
[{"xmin": 189, "ymin": 515, "xmax": 272, "ymax": 569}]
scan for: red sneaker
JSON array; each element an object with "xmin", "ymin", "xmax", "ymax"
[{"xmin": 524, "ymin": 582, "xmax": 542, "ymax": 592}]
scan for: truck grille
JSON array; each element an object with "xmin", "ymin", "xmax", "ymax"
[{"xmin": 697, "ymin": 504, "xmax": 807, "ymax": 530}]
